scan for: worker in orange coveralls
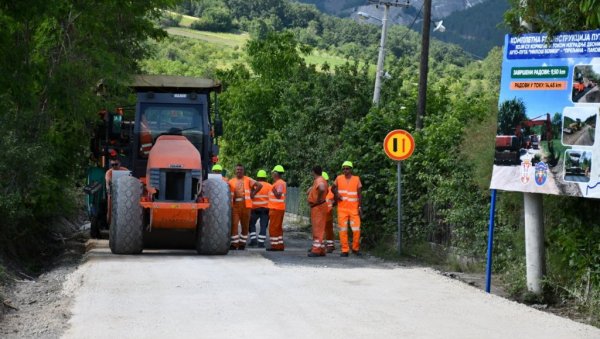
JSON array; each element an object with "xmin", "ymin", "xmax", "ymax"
[
  {"xmin": 332, "ymin": 161, "xmax": 362, "ymax": 257},
  {"xmin": 307, "ymin": 166, "xmax": 329, "ymax": 257},
  {"xmin": 211, "ymin": 164, "xmax": 228, "ymax": 182},
  {"xmin": 267, "ymin": 165, "xmax": 286, "ymax": 251},
  {"xmin": 229, "ymin": 164, "xmax": 262, "ymax": 250},
  {"xmin": 322, "ymin": 171, "xmax": 336, "ymax": 253}
]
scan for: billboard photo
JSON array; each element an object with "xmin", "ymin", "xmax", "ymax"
[{"xmin": 490, "ymin": 30, "xmax": 600, "ymax": 198}]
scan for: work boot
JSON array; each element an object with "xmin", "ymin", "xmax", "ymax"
[
  {"xmin": 340, "ymin": 252, "xmax": 349, "ymax": 257},
  {"xmin": 248, "ymin": 239, "xmax": 258, "ymax": 247},
  {"xmin": 266, "ymin": 248, "xmax": 283, "ymax": 252},
  {"xmin": 238, "ymin": 245, "xmax": 246, "ymax": 250},
  {"xmin": 257, "ymin": 242, "xmax": 265, "ymax": 248},
  {"xmin": 326, "ymin": 247, "xmax": 335, "ymax": 253},
  {"xmin": 308, "ymin": 252, "xmax": 324, "ymax": 257},
  {"xmin": 229, "ymin": 244, "xmax": 238, "ymax": 250},
  {"xmin": 352, "ymin": 250, "xmax": 362, "ymax": 257}
]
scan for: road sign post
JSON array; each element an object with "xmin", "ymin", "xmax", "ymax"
[
  {"xmin": 383, "ymin": 129, "xmax": 415, "ymax": 254},
  {"xmin": 397, "ymin": 161, "xmax": 402, "ymax": 253}
]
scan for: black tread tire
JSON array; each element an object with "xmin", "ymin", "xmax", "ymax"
[
  {"xmin": 109, "ymin": 175, "xmax": 143, "ymax": 254},
  {"xmin": 196, "ymin": 178, "xmax": 231, "ymax": 255}
]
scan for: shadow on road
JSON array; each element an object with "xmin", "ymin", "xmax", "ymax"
[{"xmin": 85, "ymin": 231, "xmax": 406, "ymax": 270}]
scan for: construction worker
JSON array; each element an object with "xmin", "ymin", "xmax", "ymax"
[
  {"xmin": 211, "ymin": 164, "xmax": 228, "ymax": 182},
  {"xmin": 249, "ymin": 170, "xmax": 272, "ymax": 247},
  {"xmin": 267, "ymin": 165, "xmax": 286, "ymax": 251},
  {"xmin": 229, "ymin": 164, "xmax": 263, "ymax": 250},
  {"xmin": 332, "ymin": 161, "xmax": 362, "ymax": 257},
  {"xmin": 307, "ymin": 166, "xmax": 328, "ymax": 257},
  {"xmin": 322, "ymin": 171, "xmax": 336, "ymax": 253}
]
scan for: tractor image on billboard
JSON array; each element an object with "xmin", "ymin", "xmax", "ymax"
[{"xmin": 84, "ymin": 75, "xmax": 231, "ymax": 255}]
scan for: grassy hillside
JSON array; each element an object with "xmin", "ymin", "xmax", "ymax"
[
  {"xmin": 156, "ymin": 13, "xmax": 367, "ymax": 74},
  {"xmin": 166, "ymin": 27, "xmax": 249, "ymax": 47}
]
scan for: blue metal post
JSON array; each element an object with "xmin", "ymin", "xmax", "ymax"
[{"xmin": 485, "ymin": 189, "xmax": 497, "ymax": 293}]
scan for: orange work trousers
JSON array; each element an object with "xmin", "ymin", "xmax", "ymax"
[
  {"xmin": 310, "ymin": 203, "xmax": 328, "ymax": 255},
  {"xmin": 337, "ymin": 208, "xmax": 361, "ymax": 253},
  {"xmin": 324, "ymin": 210, "xmax": 335, "ymax": 251},
  {"xmin": 268, "ymin": 209, "xmax": 285, "ymax": 250},
  {"xmin": 231, "ymin": 201, "xmax": 250, "ymax": 249}
]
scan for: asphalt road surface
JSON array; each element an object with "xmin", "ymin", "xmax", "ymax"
[
  {"xmin": 61, "ymin": 238, "xmax": 600, "ymax": 339},
  {"xmin": 563, "ymin": 125, "xmax": 595, "ymax": 146}
]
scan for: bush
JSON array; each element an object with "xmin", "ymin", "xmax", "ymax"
[
  {"xmin": 159, "ymin": 12, "xmax": 182, "ymax": 27},
  {"xmin": 190, "ymin": 7, "xmax": 234, "ymax": 32}
]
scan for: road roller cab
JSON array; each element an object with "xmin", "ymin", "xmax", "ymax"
[{"xmin": 86, "ymin": 75, "xmax": 232, "ymax": 255}]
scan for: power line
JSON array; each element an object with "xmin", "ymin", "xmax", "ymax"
[{"xmin": 396, "ymin": 3, "xmax": 424, "ymax": 43}]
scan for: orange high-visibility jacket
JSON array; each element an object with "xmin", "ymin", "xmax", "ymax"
[
  {"xmin": 229, "ymin": 176, "xmax": 253, "ymax": 208},
  {"xmin": 252, "ymin": 181, "xmax": 272, "ymax": 209},
  {"xmin": 268, "ymin": 179, "xmax": 287, "ymax": 211},
  {"xmin": 335, "ymin": 175, "xmax": 361, "ymax": 212},
  {"xmin": 325, "ymin": 187, "xmax": 334, "ymax": 212}
]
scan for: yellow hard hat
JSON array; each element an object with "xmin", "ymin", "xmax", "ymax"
[
  {"xmin": 342, "ymin": 161, "xmax": 353, "ymax": 168},
  {"xmin": 272, "ymin": 165, "xmax": 285, "ymax": 173},
  {"xmin": 322, "ymin": 171, "xmax": 329, "ymax": 181},
  {"xmin": 257, "ymin": 169, "xmax": 267, "ymax": 178},
  {"xmin": 212, "ymin": 164, "xmax": 223, "ymax": 171}
]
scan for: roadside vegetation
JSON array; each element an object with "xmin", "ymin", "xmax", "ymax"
[{"xmin": 0, "ymin": 0, "xmax": 176, "ymax": 275}]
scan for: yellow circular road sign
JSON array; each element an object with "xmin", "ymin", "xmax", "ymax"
[{"xmin": 383, "ymin": 129, "xmax": 415, "ymax": 161}]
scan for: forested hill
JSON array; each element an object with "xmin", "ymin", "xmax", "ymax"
[
  {"xmin": 295, "ymin": 0, "xmax": 507, "ymax": 59},
  {"xmin": 432, "ymin": 0, "xmax": 509, "ymax": 59},
  {"xmin": 296, "ymin": 0, "xmax": 492, "ymax": 18}
]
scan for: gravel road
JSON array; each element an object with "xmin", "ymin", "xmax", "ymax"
[
  {"xmin": 60, "ymin": 238, "xmax": 600, "ymax": 339},
  {"xmin": 563, "ymin": 125, "xmax": 594, "ymax": 146}
]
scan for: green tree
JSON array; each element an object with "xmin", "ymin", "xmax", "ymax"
[
  {"xmin": 505, "ymin": 0, "xmax": 600, "ymax": 35},
  {"xmin": 497, "ymin": 98, "xmax": 527, "ymax": 135},
  {"xmin": 0, "ymin": 0, "xmax": 175, "ymax": 263}
]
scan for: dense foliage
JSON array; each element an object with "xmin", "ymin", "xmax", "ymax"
[
  {"xmin": 0, "ymin": 0, "xmax": 174, "ymax": 264},
  {"xmin": 505, "ymin": 0, "xmax": 600, "ymax": 35}
]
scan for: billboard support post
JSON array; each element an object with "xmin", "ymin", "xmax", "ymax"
[
  {"xmin": 524, "ymin": 192, "xmax": 546, "ymax": 295},
  {"xmin": 485, "ymin": 189, "xmax": 497, "ymax": 293}
]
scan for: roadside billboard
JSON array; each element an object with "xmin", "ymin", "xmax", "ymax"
[{"xmin": 491, "ymin": 30, "xmax": 600, "ymax": 198}]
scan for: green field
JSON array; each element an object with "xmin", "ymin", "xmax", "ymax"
[
  {"xmin": 165, "ymin": 27, "xmax": 362, "ymax": 72},
  {"xmin": 166, "ymin": 27, "xmax": 249, "ymax": 48},
  {"xmin": 161, "ymin": 12, "xmax": 359, "ymax": 72}
]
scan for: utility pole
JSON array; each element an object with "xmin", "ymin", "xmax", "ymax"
[
  {"xmin": 415, "ymin": 0, "xmax": 431, "ymax": 130},
  {"xmin": 369, "ymin": 0, "xmax": 410, "ymax": 105}
]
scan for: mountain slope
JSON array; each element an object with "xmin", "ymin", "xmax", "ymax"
[
  {"xmin": 431, "ymin": 0, "xmax": 509, "ymax": 58},
  {"xmin": 296, "ymin": 0, "xmax": 491, "ymax": 18}
]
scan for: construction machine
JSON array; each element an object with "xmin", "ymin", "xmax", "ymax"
[
  {"xmin": 494, "ymin": 113, "xmax": 554, "ymax": 166},
  {"xmin": 515, "ymin": 113, "xmax": 554, "ymax": 152},
  {"xmin": 84, "ymin": 75, "xmax": 231, "ymax": 255}
]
